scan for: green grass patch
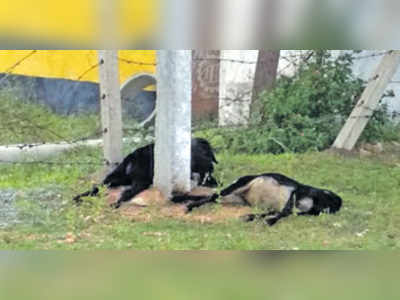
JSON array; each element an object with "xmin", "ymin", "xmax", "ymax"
[
  {"xmin": 0, "ymin": 147, "xmax": 399, "ymax": 250},
  {"xmin": 0, "ymin": 96, "xmax": 100, "ymax": 144}
]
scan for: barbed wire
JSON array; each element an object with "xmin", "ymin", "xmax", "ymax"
[
  {"xmin": 0, "ymin": 50, "xmax": 398, "ymax": 167},
  {"xmin": 0, "ymin": 128, "xmax": 104, "ymax": 150},
  {"xmin": 90, "ymin": 51, "xmax": 396, "ymax": 70},
  {"xmin": 0, "ymin": 50, "xmax": 37, "ymax": 86},
  {"xmin": 0, "ymin": 159, "xmax": 103, "ymax": 166},
  {"xmin": 352, "ymin": 51, "xmax": 391, "ymax": 60},
  {"xmin": 0, "ymin": 50, "xmax": 105, "ymax": 149},
  {"xmin": 114, "ymin": 53, "xmax": 312, "ymax": 66},
  {"xmin": 193, "ymin": 57, "xmax": 257, "ymax": 64},
  {"xmin": 117, "ymin": 56, "xmax": 157, "ymax": 66},
  {"xmin": 76, "ymin": 62, "xmax": 101, "ymax": 81}
]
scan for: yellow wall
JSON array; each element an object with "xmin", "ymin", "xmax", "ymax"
[{"xmin": 0, "ymin": 50, "xmax": 156, "ymax": 84}]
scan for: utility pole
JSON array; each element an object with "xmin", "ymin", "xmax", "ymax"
[{"xmin": 154, "ymin": 50, "xmax": 192, "ymax": 197}]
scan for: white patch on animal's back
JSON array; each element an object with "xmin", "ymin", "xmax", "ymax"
[
  {"xmin": 245, "ymin": 176, "xmax": 294, "ymax": 211},
  {"xmin": 201, "ymin": 172, "xmax": 210, "ymax": 185},
  {"xmin": 297, "ymin": 197, "xmax": 314, "ymax": 212},
  {"xmin": 125, "ymin": 162, "xmax": 133, "ymax": 175}
]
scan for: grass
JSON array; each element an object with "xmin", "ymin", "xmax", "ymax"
[
  {"xmin": 0, "ymin": 95, "xmax": 100, "ymax": 144},
  {"xmin": 0, "ymin": 95, "xmax": 399, "ymax": 250},
  {"xmin": 0, "ymin": 145, "xmax": 399, "ymax": 250}
]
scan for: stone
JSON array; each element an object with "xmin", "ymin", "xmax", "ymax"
[
  {"xmin": 392, "ymin": 141, "xmax": 400, "ymax": 148},
  {"xmin": 359, "ymin": 148, "xmax": 373, "ymax": 157},
  {"xmin": 106, "ymin": 187, "xmax": 168, "ymax": 207},
  {"xmin": 362, "ymin": 142, "xmax": 384, "ymax": 154},
  {"xmin": 128, "ymin": 188, "xmax": 168, "ymax": 207}
]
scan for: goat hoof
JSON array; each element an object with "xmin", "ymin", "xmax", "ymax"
[
  {"xmin": 110, "ymin": 202, "xmax": 121, "ymax": 209},
  {"xmin": 185, "ymin": 205, "xmax": 194, "ymax": 213},
  {"xmin": 73, "ymin": 197, "xmax": 83, "ymax": 206},
  {"xmin": 265, "ymin": 217, "xmax": 278, "ymax": 226}
]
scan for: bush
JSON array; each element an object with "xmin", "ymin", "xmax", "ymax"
[{"xmin": 196, "ymin": 51, "xmax": 399, "ymax": 154}]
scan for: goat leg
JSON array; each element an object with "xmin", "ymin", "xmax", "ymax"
[
  {"xmin": 111, "ymin": 180, "xmax": 152, "ymax": 209},
  {"xmin": 186, "ymin": 193, "xmax": 219, "ymax": 212},
  {"xmin": 264, "ymin": 191, "xmax": 296, "ymax": 226},
  {"xmin": 73, "ymin": 185, "xmax": 100, "ymax": 205}
]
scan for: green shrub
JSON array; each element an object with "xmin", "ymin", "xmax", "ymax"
[{"xmin": 196, "ymin": 51, "xmax": 399, "ymax": 154}]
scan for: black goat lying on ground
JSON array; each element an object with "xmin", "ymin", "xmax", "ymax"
[
  {"xmin": 219, "ymin": 173, "xmax": 342, "ymax": 225},
  {"xmin": 173, "ymin": 173, "xmax": 342, "ymax": 225},
  {"xmin": 73, "ymin": 138, "xmax": 218, "ymax": 208}
]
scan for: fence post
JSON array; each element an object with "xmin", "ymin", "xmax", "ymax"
[
  {"xmin": 332, "ymin": 51, "xmax": 400, "ymax": 151},
  {"xmin": 98, "ymin": 50, "xmax": 123, "ymax": 170},
  {"xmin": 154, "ymin": 50, "xmax": 192, "ymax": 198}
]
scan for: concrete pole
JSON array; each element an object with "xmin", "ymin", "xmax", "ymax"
[
  {"xmin": 97, "ymin": 1, "xmax": 122, "ymax": 171},
  {"xmin": 154, "ymin": 50, "xmax": 192, "ymax": 198},
  {"xmin": 98, "ymin": 50, "xmax": 123, "ymax": 170}
]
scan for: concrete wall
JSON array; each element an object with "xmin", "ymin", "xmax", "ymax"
[{"xmin": 218, "ymin": 50, "xmax": 258, "ymax": 126}]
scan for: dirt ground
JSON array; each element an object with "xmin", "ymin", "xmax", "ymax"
[{"xmin": 106, "ymin": 187, "xmax": 252, "ymax": 224}]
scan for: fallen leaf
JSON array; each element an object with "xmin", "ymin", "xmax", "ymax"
[
  {"xmin": 64, "ymin": 232, "xmax": 76, "ymax": 244},
  {"xmin": 65, "ymin": 237, "xmax": 76, "ymax": 244}
]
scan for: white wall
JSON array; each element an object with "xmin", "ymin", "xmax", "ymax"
[
  {"xmin": 218, "ymin": 50, "xmax": 258, "ymax": 126},
  {"xmin": 348, "ymin": 50, "xmax": 400, "ymax": 117}
]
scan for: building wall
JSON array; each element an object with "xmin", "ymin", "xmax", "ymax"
[
  {"xmin": 218, "ymin": 50, "xmax": 400, "ymax": 126},
  {"xmin": 0, "ymin": 50, "xmax": 156, "ymax": 83},
  {"xmin": 0, "ymin": 50, "xmax": 156, "ymax": 117},
  {"xmin": 192, "ymin": 50, "xmax": 220, "ymax": 120}
]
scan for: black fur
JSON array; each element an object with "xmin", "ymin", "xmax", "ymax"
[
  {"xmin": 73, "ymin": 138, "xmax": 218, "ymax": 207},
  {"xmin": 221, "ymin": 173, "xmax": 342, "ymax": 226},
  {"xmin": 171, "ymin": 193, "xmax": 219, "ymax": 212}
]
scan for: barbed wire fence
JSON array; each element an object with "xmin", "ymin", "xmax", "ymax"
[
  {"xmin": 0, "ymin": 52, "xmax": 104, "ymax": 168},
  {"xmin": 195, "ymin": 50, "xmax": 399, "ymax": 130},
  {"xmin": 0, "ymin": 50, "xmax": 399, "ymax": 169}
]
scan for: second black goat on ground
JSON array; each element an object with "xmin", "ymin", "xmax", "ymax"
[
  {"xmin": 174, "ymin": 173, "xmax": 342, "ymax": 225},
  {"xmin": 73, "ymin": 137, "xmax": 218, "ymax": 208}
]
